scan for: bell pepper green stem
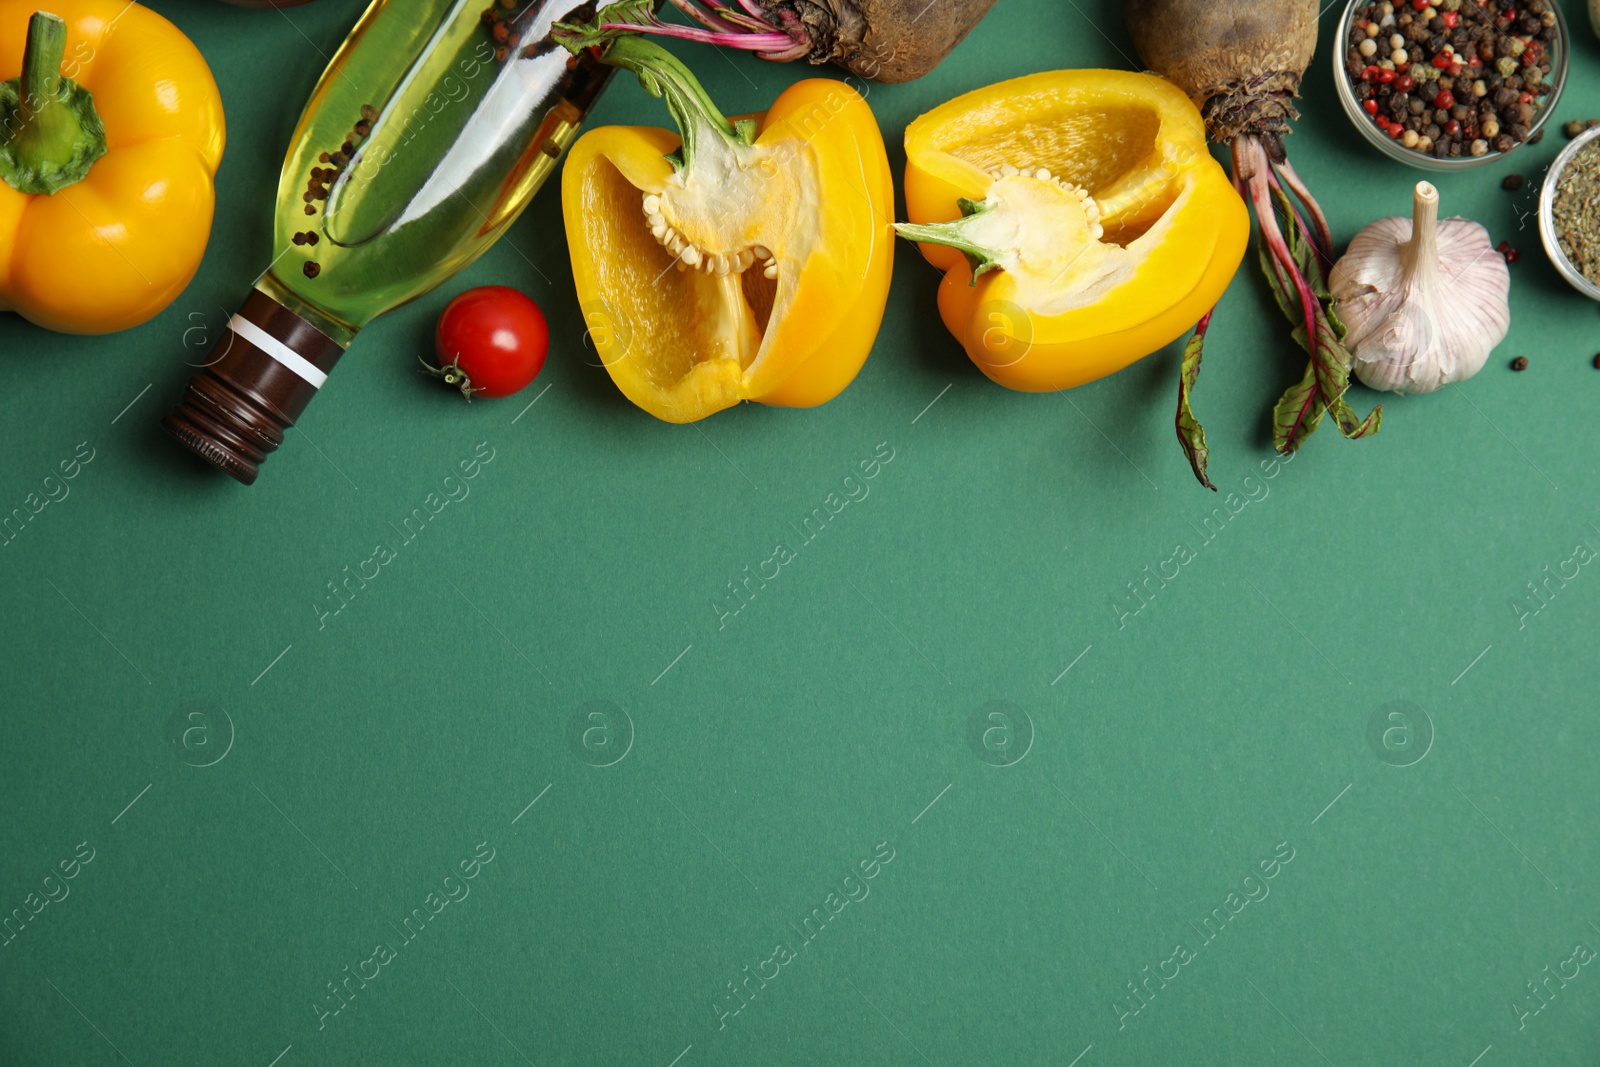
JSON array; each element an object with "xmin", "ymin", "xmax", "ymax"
[
  {"xmin": 894, "ymin": 199, "xmax": 1006, "ymax": 282},
  {"xmin": 0, "ymin": 11, "xmax": 107, "ymax": 195},
  {"xmin": 562, "ymin": 34, "xmax": 753, "ymax": 171}
]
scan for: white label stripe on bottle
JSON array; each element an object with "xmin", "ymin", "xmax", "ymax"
[{"xmin": 228, "ymin": 315, "xmax": 328, "ymax": 389}]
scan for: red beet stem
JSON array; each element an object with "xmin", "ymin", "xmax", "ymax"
[
  {"xmin": 604, "ymin": 0, "xmax": 812, "ymax": 60},
  {"xmin": 1270, "ymin": 157, "xmax": 1332, "ymax": 264},
  {"xmin": 1239, "ymin": 137, "xmax": 1323, "ymax": 446}
]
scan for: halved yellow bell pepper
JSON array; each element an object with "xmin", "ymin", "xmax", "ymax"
[
  {"xmin": 896, "ymin": 69, "xmax": 1248, "ymax": 393},
  {"xmin": 559, "ymin": 36, "xmax": 892, "ymax": 423},
  {"xmin": 0, "ymin": 3, "xmax": 223, "ymax": 335}
]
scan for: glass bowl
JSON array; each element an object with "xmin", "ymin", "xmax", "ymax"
[
  {"xmin": 1333, "ymin": 0, "xmax": 1568, "ymax": 171},
  {"xmin": 1539, "ymin": 124, "xmax": 1600, "ymax": 302}
]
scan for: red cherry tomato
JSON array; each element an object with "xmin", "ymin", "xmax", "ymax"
[{"xmin": 428, "ymin": 286, "xmax": 549, "ymax": 399}]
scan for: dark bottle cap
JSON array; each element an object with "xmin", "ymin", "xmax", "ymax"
[{"xmin": 161, "ymin": 290, "xmax": 344, "ymax": 485}]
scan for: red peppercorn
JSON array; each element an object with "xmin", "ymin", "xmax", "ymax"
[
  {"xmin": 1411, "ymin": 0, "xmax": 1428, "ymax": 9},
  {"xmin": 1519, "ymin": 91, "xmax": 1534, "ymax": 104},
  {"xmin": 1363, "ymin": 98, "xmax": 1379, "ymax": 115},
  {"xmin": 1379, "ymin": 68, "xmax": 1397, "ymax": 83},
  {"xmin": 1391, "ymin": 123, "xmax": 1407, "ymax": 139},
  {"xmin": 1442, "ymin": 10, "xmax": 1458, "ymax": 26},
  {"xmin": 1445, "ymin": 120, "xmax": 1462, "ymax": 136},
  {"xmin": 1362, "ymin": 64, "xmax": 1381, "ymax": 81},
  {"xmin": 1431, "ymin": 52, "xmax": 1454, "ymax": 68},
  {"xmin": 1396, "ymin": 75, "xmax": 1415, "ymax": 91},
  {"xmin": 1497, "ymin": 241, "xmax": 1520, "ymax": 264},
  {"xmin": 1435, "ymin": 89, "xmax": 1455, "ymax": 108}
]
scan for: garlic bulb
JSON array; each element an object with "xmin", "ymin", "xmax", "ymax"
[{"xmin": 1329, "ymin": 181, "xmax": 1510, "ymax": 395}]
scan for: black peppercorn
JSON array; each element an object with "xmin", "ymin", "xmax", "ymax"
[
  {"xmin": 1511, "ymin": 356, "xmax": 1528, "ymax": 371},
  {"xmin": 1502, "ymin": 174, "xmax": 1524, "ymax": 190}
]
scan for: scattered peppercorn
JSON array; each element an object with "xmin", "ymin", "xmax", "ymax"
[
  {"xmin": 1502, "ymin": 173, "xmax": 1524, "ymax": 190},
  {"xmin": 1497, "ymin": 240, "xmax": 1520, "ymax": 263},
  {"xmin": 1511, "ymin": 355, "xmax": 1528, "ymax": 371},
  {"xmin": 303, "ymin": 262, "xmax": 320, "ymax": 279},
  {"xmin": 1345, "ymin": 0, "xmax": 1558, "ymax": 159},
  {"xmin": 1564, "ymin": 119, "xmax": 1587, "ymax": 138},
  {"xmin": 1592, "ymin": 353, "xmax": 1600, "ymax": 370}
]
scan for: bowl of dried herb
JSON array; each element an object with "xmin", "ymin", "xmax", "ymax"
[{"xmin": 1540, "ymin": 125, "xmax": 1600, "ymax": 303}]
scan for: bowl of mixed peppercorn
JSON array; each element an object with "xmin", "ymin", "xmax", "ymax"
[{"xmin": 1335, "ymin": 0, "xmax": 1568, "ymax": 170}]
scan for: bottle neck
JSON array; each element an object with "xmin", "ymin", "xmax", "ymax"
[
  {"xmin": 161, "ymin": 290, "xmax": 346, "ymax": 484},
  {"xmin": 255, "ymin": 273, "xmax": 358, "ymax": 348}
]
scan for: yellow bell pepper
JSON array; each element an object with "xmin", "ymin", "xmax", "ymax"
[
  {"xmin": 0, "ymin": 2, "xmax": 223, "ymax": 334},
  {"xmin": 559, "ymin": 35, "xmax": 892, "ymax": 423},
  {"xmin": 896, "ymin": 69, "xmax": 1248, "ymax": 393}
]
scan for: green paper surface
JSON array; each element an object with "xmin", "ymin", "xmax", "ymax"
[{"xmin": 4, "ymin": 2, "xmax": 1600, "ymax": 1064}]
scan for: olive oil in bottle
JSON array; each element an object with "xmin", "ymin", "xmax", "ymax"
[{"xmin": 164, "ymin": 0, "xmax": 623, "ymax": 484}]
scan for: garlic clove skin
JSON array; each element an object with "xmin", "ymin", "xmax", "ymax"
[{"xmin": 1330, "ymin": 181, "xmax": 1511, "ymax": 395}]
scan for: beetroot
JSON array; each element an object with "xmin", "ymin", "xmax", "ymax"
[
  {"xmin": 1124, "ymin": 0, "xmax": 1382, "ymax": 484},
  {"xmin": 580, "ymin": 0, "xmax": 999, "ymax": 82}
]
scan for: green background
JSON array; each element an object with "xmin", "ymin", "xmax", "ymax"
[{"xmin": 4, "ymin": 0, "xmax": 1600, "ymax": 1064}]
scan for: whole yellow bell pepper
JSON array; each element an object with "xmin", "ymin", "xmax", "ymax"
[
  {"xmin": 895, "ymin": 69, "xmax": 1248, "ymax": 393},
  {"xmin": 558, "ymin": 34, "xmax": 892, "ymax": 423},
  {"xmin": 0, "ymin": 2, "xmax": 223, "ymax": 334}
]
